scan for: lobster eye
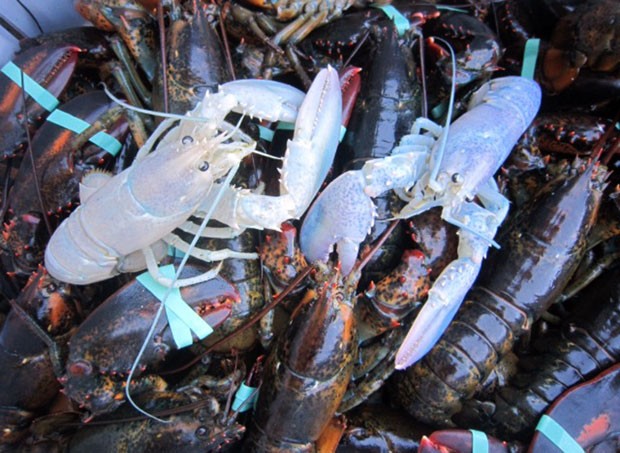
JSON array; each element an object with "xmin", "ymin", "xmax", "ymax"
[
  {"xmin": 182, "ymin": 135, "xmax": 194, "ymax": 145},
  {"xmin": 199, "ymin": 161, "xmax": 210, "ymax": 172},
  {"xmin": 451, "ymin": 173, "xmax": 463, "ymax": 184},
  {"xmin": 195, "ymin": 426, "xmax": 209, "ymax": 438}
]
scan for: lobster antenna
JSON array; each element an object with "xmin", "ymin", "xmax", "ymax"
[
  {"xmin": 102, "ymin": 84, "xmax": 214, "ymax": 122},
  {"xmin": 124, "ymin": 163, "xmax": 240, "ymax": 422},
  {"xmin": 103, "ymin": 84, "xmax": 281, "ymax": 162},
  {"xmin": 409, "ymin": 26, "xmax": 428, "ymax": 119},
  {"xmin": 427, "ymin": 36, "xmax": 457, "ymax": 189},
  {"xmin": 19, "ymin": 69, "xmax": 53, "ymax": 238},
  {"xmin": 16, "ymin": 0, "xmax": 43, "ymax": 34},
  {"xmin": 156, "ymin": 0, "xmax": 170, "ymax": 114}
]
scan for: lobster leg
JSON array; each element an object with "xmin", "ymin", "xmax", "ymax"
[{"xmin": 164, "ymin": 233, "xmax": 258, "ymax": 261}]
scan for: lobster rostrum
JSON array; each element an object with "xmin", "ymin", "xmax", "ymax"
[
  {"xmin": 44, "ymin": 66, "xmax": 342, "ymax": 286},
  {"xmin": 300, "ymin": 75, "xmax": 542, "ymax": 369}
]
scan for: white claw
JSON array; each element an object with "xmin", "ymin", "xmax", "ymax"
[
  {"xmin": 394, "ymin": 257, "xmax": 479, "ymax": 369},
  {"xmin": 281, "ymin": 65, "xmax": 342, "ymax": 214},
  {"xmin": 300, "ymin": 171, "xmax": 376, "ymax": 275},
  {"xmin": 219, "ymin": 79, "xmax": 305, "ymax": 122}
]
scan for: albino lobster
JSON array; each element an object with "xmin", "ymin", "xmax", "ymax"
[
  {"xmin": 300, "ymin": 76, "xmax": 541, "ymax": 369},
  {"xmin": 44, "ymin": 67, "xmax": 342, "ymax": 287}
]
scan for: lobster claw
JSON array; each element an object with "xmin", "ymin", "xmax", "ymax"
[
  {"xmin": 300, "ymin": 170, "xmax": 376, "ymax": 275},
  {"xmin": 394, "ymin": 228, "xmax": 490, "ymax": 369}
]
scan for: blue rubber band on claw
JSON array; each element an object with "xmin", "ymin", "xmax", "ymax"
[
  {"xmin": 521, "ymin": 38, "xmax": 540, "ymax": 80},
  {"xmin": 276, "ymin": 121, "xmax": 295, "ymax": 131},
  {"xmin": 258, "ymin": 124, "xmax": 275, "ymax": 142},
  {"xmin": 1, "ymin": 61, "xmax": 60, "ymax": 111},
  {"xmin": 232, "ymin": 383, "xmax": 258, "ymax": 412},
  {"xmin": 535, "ymin": 415, "xmax": 585, "ymax": 453},
  {"xmin": 372, "ymin": 4, "xmax": 411, "ymax": 36},
  {"xmin": 46, "ymin": 110, "xmax": 122, "ymax": 156},
  {"xmin": 1, "ymin": 60, "xmax": 122, "ymax": 156},
  {"xmin": 469, "ymin": 430, "xmax": 489, "ymax": 453},
  {"xmin": 137, "ymin": 264, "xmax": 213, "ymax": 349}
]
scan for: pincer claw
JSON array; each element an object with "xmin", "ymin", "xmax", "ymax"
[
  {"xmin": 300, "ymin": 170, "xmax": 376, "ymax": 275},
  {"xmin": 394, "ymin": 256, "xmax": 479, "ymax": 370},
  {"xmin": 281, "ymin": 65, "xmax": 342, "ymax": 212}
]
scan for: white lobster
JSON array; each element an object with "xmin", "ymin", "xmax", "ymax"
[
  {"xmin": 45, "ymin": 66, "xmax": 342, "ymax": 287},
  {"xmin": 299, "ymin": 76, "xmax": 541, "ymax": 369}
]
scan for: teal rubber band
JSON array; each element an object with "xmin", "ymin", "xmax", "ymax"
[
  {"xmin": 47, "ymin": 109, "xmax": 90, "ymax": 133},
  {"xmin": 258, "ymin": 124, "xmax": 275, "ymax": 142},
  {"xmin": 136, "ymin": 264, "xmax": 213, "ymax": 349},
  {"xmin": 167, "ymin": 245, "xmax": 184, "ymax": 258},
  {"xmin": 521, "ymin": 38, "xmax": 540, "ymax": 80},
  {"xmin": 1, "ymin": 61, "xmax": 60, "ymax": 112},
  {"xmin": 436, "ymin": 5, "xmax": 468, "ymax": 13},
  {"xmin": 46, "ymin": 109, "xmax": 122, "ymax": 156},
  {"xmin": 164, "ymin": 304, "xmax": 194, "ymax": 348},
  {"xmin": 536, "ymin": 415, "xmax": 585, "ymax": 453},
  {"xmin": 339, "ymin": 125, "xmax": 347, "ymax": 143},
  {"xmin": 431, "ymin": 100, "xmax": 448, "ymax": 119},
  {"xmin": 276, "ymin": 121, "xmax": 295, "ymax": 131},
  {"xmin": 2, "ymin": 61, "xmax": 120, "ymax": 156},
  {"xmin": 89, "ymin": 131, "xmax": 122, "ymax": 156},
  {"xmin": 470, "ymin": 430, "xmax": 489, "ymax": 453},
  {"xmin": 232, "ymin": 383, "xmax": 258, "ymax": 412},
  {"xmin": 372, "ymin": 4, "xmax": 411, "ymax": 36}
]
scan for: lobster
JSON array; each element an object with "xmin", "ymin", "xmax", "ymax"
[
  {"xmin": 68, "ymin": 388, "xmax": 246, "ymax": 452},
  {"xmin": 300, "ymin": 75, "xmax": 541, "ymax": 369},
  {"xmin": 477, "ymin": 265, "xmax": 620, "ymax": 440},
  {"xmin": 529, "ymin": 362, "xmax": 620, "ymax": 452},
  {"xmin": 0, "ymin": 268, "xmax": 82, "ymax": 445},
  {"xmin": 0, "ymin": 42, "xmax": 82, "ymax": 159},
  {"xmin": 497, "ymin": 0, "xmax": 620, "ymax": 110},
  {"xmin": 418, "ymin": 429, "xmax": 516, "ymax": 453},
  {"xmin": 337, "ymin": 403, "xmax": 430, "ymax": 452},
  {"xmin": 60, "ymin": 262, "xmax": 237, "ymax": 418},
  {"xmin": 258, "ymin": 221, "xmax": 432, "ymax": 415},
  {"xmin": 227, "ymin": 0, "xmax": 369, "ymax": 49},
  {"xmin": 325, "ymin": 6, "xmax": 424, "ymax": 289},
  {"xmin": 75, "ymin": 0, "xmax": 159, "ymax": 85},
  {"xmin": 1, "ymin": 90, "xmax": 131, "ymax": 277},
  {"xmin": 542, "ymin": 0, "xmax": 620, "ymax": 94},
  {"xmin": 44, "ymin": 66, "xmax": 342, "ymax": 287},
  {"xmin": 151, "ymin": 0, "xmax": 231, "ymax": 115},
  {"xmin": 243, "ymin": 259, "xmax": 359, "ymax": 452},
  {"xmin": 392, "ymin": 156, "xmax": 608, "ymax": 427}
]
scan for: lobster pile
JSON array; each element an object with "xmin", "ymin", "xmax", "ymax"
[{"xmin": 1, "ymin": 0, "xmax": 619, "ymax": 451}]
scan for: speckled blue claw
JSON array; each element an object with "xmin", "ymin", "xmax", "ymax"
[{"xmin": 300, "ymin": 171, "xmax": 376, "ymax": 275}]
